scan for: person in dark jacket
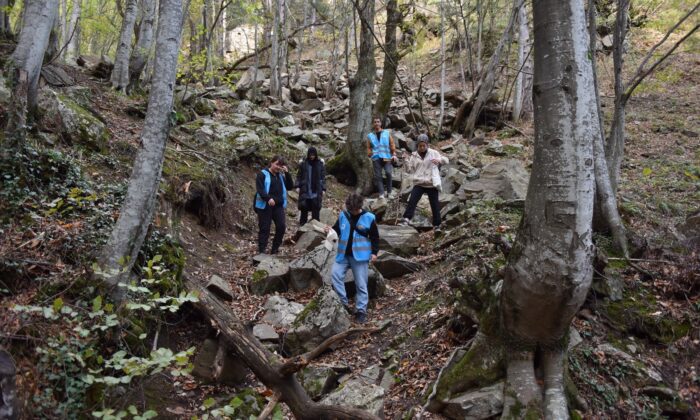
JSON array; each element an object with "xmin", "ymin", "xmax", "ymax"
[
  {"xmin": 325, "ymin": 193, "xmax": 379, "ymax": 324},
  {"xmin": 296, "ymin": 147, "xmax": 326, "ymax": 225},
  {"xmin": 254, "ymin": 155, "xmax": 294, "ymax": 254}
]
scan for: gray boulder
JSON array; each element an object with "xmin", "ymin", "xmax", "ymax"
[
  {"xmin": 288, "ymin": 243, "xmax": 336, "ymax": 291},
  {"xmin": 294, "ymin": 222, "xmax": 328, "ymax": 252},
  {"xmin": 206, "ymin": 274, "xmax": 234, "ymax": 301},
  {"xmin": 300, "ymin": 98, "xmax": 325, "ymax": 111},
  {"xmin": 441, "ymin": 382, "xmax": 504, "ymax": 420},
  {"xmin": 591, "ymin": 268, "xmax": 624, "ymax": 301},
  {"xmin": 285, "ymin": 286, "xmax": 351, "ymax": 355},
  {"xmin": 373, "ymin": 251, "xmax": 423, "ymax": 278},
  {"xmin": 253, "ymin": 324, "xmax": 279, "ymax": 342},
  {"xmin": 459, "ymin": 159, "xmax": 529, "ymax": 201},
  {"xmin": 320, "ymin": 208, "xmax": 336, "ymax": 225},
  {"xmin": 378, "ymin": 225, "xmax": 420, "ymax": 256},
  {"xmin": 296, "ymin": 365, "xmax": 341, "ymax": 400},
  {"xmin": 235, "ymin": 67, "xmax": 266, "ymax": 95},
  {"xmin": 261, "ymin": 295, "xmax": 304, "ymax": 328},
  {"xmin": 236, "ymin": 100, "xmax": 254, "ymax": 115},
  {"xmin": 251, "ymin": 256, "xmax": 290, "ymax": 295},
  {"xmin": 39, "ymin": 90, "xmax": 109, "ymax": 152},
  {"xmin": 322, "ymin": 374, "xmax": 385, "ymax": 418},
  {"xmin": 277, "ymin": 125, "xmax": 305, "ymax": 140}
]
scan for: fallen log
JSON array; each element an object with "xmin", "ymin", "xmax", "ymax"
[{"xmin": 185, "ymin": 275, "xmax": 381, "ymax": 420}]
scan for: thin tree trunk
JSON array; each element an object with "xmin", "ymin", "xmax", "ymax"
[
  {"xmin": 203, "ymin": 0, "xmax": 213, "ymax": 83},
  {"xmin": 0, "ymin": 0, "xmax": 12, "ymax": 38},
  {"xmin": 269, "ymin": 0, "xmax": 281, "ymax": 98},
  {"xmin": 501, "ymin": 0, "xmax": 597, "ymax": 417},
  {"xmin": 98, "ymin": 0, "xmax": 184, "ymax": 302},
  {"xmin": 128, "ymin": 0, "xmax": 156, "ymax": 92},
  {"xmin": 475, "ymin": 0, "xmax": 483, "ymax": 75},
  {"xmin": 3, "ymin": 0, "xmax": 59, "ymax": 149},
  {"xmin": 111, "ymin": 0, "xmax": 139, "ymax": 91},
  {"xmin": 437, "ymin": 0, "xmax": 446, "ymax": 136},
  {"xmin": 512, "ymin": 1, "xmax": 529, "ymax": 123},
  {"xmin": 373, "ymin": 0, "xmax": 401, "ymax": 120},
  {"xmin": 457, "ymin": 0, "xmax": 476, "ymax": 90},
  {"xmin": 46, "ymin": 12, "xmax": 61, "ymax": 61},
  {"xmin": 65, "ymin": 0, "xmax": 82, "ymax": 61},
  {"xmin": 279, "ymin": 0, "xmax": 287, "ymax": 82},
  {"xmin": 346, "ymin": 0, "xmax": 375, "ymax": 194},
  {"xmin": 461, "ymin": 0, "xmax": 520, "ymax": 138}
]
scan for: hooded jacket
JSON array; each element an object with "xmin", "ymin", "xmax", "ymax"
[
  {"xmin": 296, "ymin": 147, "xmax": 326, "ymax": 204},
  {"xmin": 404, "ymin": 147, "xmax": 449, "ymax": 188}
]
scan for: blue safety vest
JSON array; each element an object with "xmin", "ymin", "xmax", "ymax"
[
  {"xmin": 336, "ymin": 211, "xmax": 376, "ymax": 262},
  {"xmin": 368, "ymin": 130, "xmax": 392, "ymax": 160},
  {"xmin": 254, "ymin": 169, "xmax": 287, "ymax": 209}
]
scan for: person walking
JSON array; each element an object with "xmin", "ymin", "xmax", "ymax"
[
  {"xmin": 325, "ymin": 193, "xmax": 379, "ymax": 323},
  {"xmin": 366, "ymin": 116, "xmax": 397, "ymax": 199},
  {"xmin": 400, "ymin": 134, "xmax": 449, "ymax": 232},
  {"xmin": 254, "ymin": 155, "xmax": 294, "ymax": 254},
  {"xmin": 296, "ymin": 146, "xmax": 326, "ymax": 226}
]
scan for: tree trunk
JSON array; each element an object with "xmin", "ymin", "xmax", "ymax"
[
  {"xmin": 437, "ymin": 0, "xmax": 446, "ymax": 136},
  {"xmin": 98, "ymin": 0, "xmax": 184, "ymax": 302},
  {"xmin": 269, "ymin": 0, "xmax": 281, "ymax": 98},
  {"xmin": 461, "ymin": 0, "xmax": 520, "ymax": 138},
  {"xmin": 0, "ymin": 0, "xmax": 13, "ymax": 39},
  {"xmin": 65, "ymin": 0, "xmax": 82, "ymax": 62},
  {"xmin": 3, "ymin": 0, "xmax": 59, "ymax": 148},
  {"xmin": 111, "ymin": 0, "xmax": 139, "ymax": 91},
  {"xmin": 346, "ymin": 0, "xmax": 375, "ymax": 195},
  {"xmin": 46, "ymin": 12, "xmax": 61, "ymax": 62},
  {"xmin": 475, "ymin": 0, "xmax": 483, "ymax": 75},
  {"xmin": 605, "ymin": 0, "xmax": 629, "ymax": 195},
  {"xmin": 373, "ymin": 0, "xmax": 400, "ymax": 120},
  {"xmin": 512, "ymin": 1, "xmax": 531, "ymax": 123},
  {"xmin": 501, "ymin": 0, "xmax": 597, "ymax": 417},
  {"xmin": 128, "ymin": 0, "xmax": 156, "ymax": 92},
  {"xmin": 203, "ymin": 0, "xmax": 213, "ymax": 84},
  {"xmin": 187, "ymin": 279, "xmax": 381, "ymax": 420}
]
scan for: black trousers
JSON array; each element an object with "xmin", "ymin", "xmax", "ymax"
[
  {"xmin": 257, "ymin": 205, "xmax": 286, "ymax": 254},
  {"xmin": 299, "ymin": 198, "xmax": 321, "ymax": 226},
  {"xmin": 403, "ymin": 185, "xmax": 441, "ymax": 227}
]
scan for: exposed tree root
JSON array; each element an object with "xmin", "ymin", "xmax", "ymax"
[
  {"xmin": 543, "ymin": 350, "xmax": 569, "ymax": 420},
  {"xmin": 501, "ymin": 350, "xmax": 541, "ymax": 419}
]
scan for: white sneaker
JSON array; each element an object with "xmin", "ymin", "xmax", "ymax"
[
  {"xmin": 399, "ymin": 218, "xmax": 410, "ymax": 226},
  {"xmin": 388, "ymin": 191, "xmax": 397, "ymax": 199},
  {"xmin": 378, "ymin": 193, "xmax": 386, "ymax": 199}
]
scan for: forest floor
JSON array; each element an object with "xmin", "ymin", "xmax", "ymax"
[{"xmin": 1, "ymin": 27, "xmax": 699, "ymax": 419}]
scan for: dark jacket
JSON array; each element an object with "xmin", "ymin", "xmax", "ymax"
[
  {"xmin": 255, "ymin": 169, "xmax": 294, "ymax": 208},
  {"xmin": 296, "ymin": 148, "xmax": 326, "ymax": 209}
]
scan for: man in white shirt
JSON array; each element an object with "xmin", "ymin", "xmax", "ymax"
[{"xmin": 400, "ymin": 134, "xmax": 449, "ymax": 232}]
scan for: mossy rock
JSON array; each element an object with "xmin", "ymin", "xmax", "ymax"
[{"xmin": 39, "ymin": 91, "xmax": 110, "ymax": 152}]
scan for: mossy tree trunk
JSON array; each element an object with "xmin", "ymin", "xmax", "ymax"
[
  {"xmin": 346, "ymin": 0, "xmax": 375, "ymax": 195},
  {"xmin": 0, "ymin": 0, "xmax": 14, "ymax": 39},
  {"xmin": 500, "ymin": 0, "xmax": 598, "ymax": 417},
  {"xmin": 373, "ymin": 0, "xmax": 401, "ymax": 121},
  {"xmin": 3, "ymin": 0, "xmax": 58, "ymax": 149},
  {"xmin": 111, "ymin": 0, "xmax": 139, "ymax": 91},
  {"xmin": 99, "ymin": 0, "xmax": 184, "ymax": 303}
]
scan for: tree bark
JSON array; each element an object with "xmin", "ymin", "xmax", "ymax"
[
  {"xmin": 128, "ymin": 0, "xmax": 156, "ymax": 92},
  {"xmin": 346, "ymin": 0, "xmax": 375, "ymax": 194},
  {"xmin": 65, "ymin": 0, "xmax": 82, "ymax": 61},
  {"xmin": 373, "ymin": 0, "xmax": 401, "ymax": 120},
  {"xmin": 501, "ymin": 0, "xmax": 597, "ymax": 416},
  {"xmin": 460, "ymin": 0, "xmax": 520, "ymax": 138},
  {"xmin": 512, "ymin": 1, "xmax": 532, "ymax": 123},
  {"xmin": 3, "ymin": 0, "xmax": 58, "ymax": 148},
  {"xmin": 269, "ymin": 0, "xmax": 281, "ymax": 98},
  {"xmin": 187, "ymin": 279, "xmax": 381, "ymax": 420},
  {"xmin": 437, "ymin": 0, "xmax": 446, "ymax": 136},
  {"xmin": 98, "ymin": 0, "xmax": 183, "ymax": 302},
  {"xmin": 111, "ymin": 0, "xmax": 139, "ymax": 91},
  {"xmin": 0, "ymin": 0, "xmax": 13, "ymax": 39}
]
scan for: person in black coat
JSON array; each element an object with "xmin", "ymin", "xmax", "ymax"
[{"xmin": 295, "ymin": 147, "xmax": 326, "ymax": 225}]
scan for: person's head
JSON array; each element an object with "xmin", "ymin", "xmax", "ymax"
[
  {"xmin": 307, "ymin": 147, "xmax": 318, "ymax": 161},
  {"xmin": 372, "ymin": 116, "xmax": 382, "ymax": 131},
  {"xmin": 416, "ymin": 134, "xmax": 429, "ymax": 153},
  {"xmin": 345, "ymin": 193, "xmax": 364, "ymax": 216},
  {"xmin": 269, "ymin": 155, "xmax": 287, "ymax": 174}
]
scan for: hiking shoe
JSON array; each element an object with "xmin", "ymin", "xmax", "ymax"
[
  {"xmin": 355, "ymin": 311, "xmax": 368, "ymax": 324},
  {"xmin": 399, "ymin": 218, "xmax": 410, "ymax": 226},
  {"xmin": 388, "ymin": 191, "xmax": 397, "ymax": 199},
  {"xmin": 433, "ymin": 225, "xmax": 442, "ymax": 233},
  {"xmin": 378, "ymin": 193, "xmax": 386, "ymax": 199}
]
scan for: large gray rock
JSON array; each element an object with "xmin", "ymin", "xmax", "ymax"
[
  {"xmin": 39, "ymin": 90, "xmax": 109, "ymax": 152},
  {"xmin": 591, "ymin": 268, "xmax": 624, "ymax": 301},
  {"xmin": 235, "ymin": 67, "xmax": 266, "ymax": 95},
  {"xmin": 322, "ymin": 374, "xmax": 385, "ymax": 418},
  {"xmin": 300, "ymin": 98, "xmax": 325, "ymax": 111},
  {"xmin": 253, "ymin": 324, "xmax": 279, "ymax": 342},
  {"xmin": 235, "ymin": 100, "xmax": 254, "ymax": 115},
  {"xmin": 285, "ymin": 286, "xmax": 351, "ymax": 355},
  {"xmin": 373, "ymin": 251, "xmax": 423, "ymax": 278},
  {"xmin": 320, "ymin": 208, "xmax": 336, "ymax": 225},
  {"xmin": 595, "ymin": 344, "xmax": 663, "ymax": 383},
  {"xmin": 261, "ymin": 295, "xmax": 304, "ymax": 328},
  {"xmin": 251, "ymin": 256, "xmax": 290, "ymax": 295},
  {"xmin": 459, "ymin": 159, "xmax": 529, "ymax": 201},
  {"xmin": 442, "ymin": 382, "xmax": 504, "ymax": 420},
  {"xmin": 378, "ymin": 225, "xmax": 420, "ymax": 256},
  {"xmin": 294, "ymin": 220, "xmax": 328, "ymax": 252},
  {"xmin": 293, "ymin": 219, "xmax": 327, "ymax": 241},
  {"xmin": 191, "ymin": 338, "xmax": 248, "ymax": 386},
  {"xmin": 288, "ymin": 243, "xmax": 336, "ymax": 291},
  {"xmin": 277, "ymin": 125, "xmax": 305, "ymax": 140},
  {"xmin": 206, "ymin": 274, "xmax": 234, "ymax": 301},
  {"xmin": 296, "ymin": 365, "xmax": 341, "ymax": 400}
]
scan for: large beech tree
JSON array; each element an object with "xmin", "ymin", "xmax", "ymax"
[{"xmin": 500, "ymin": 0, "xmax": 598, "ymax": 417}]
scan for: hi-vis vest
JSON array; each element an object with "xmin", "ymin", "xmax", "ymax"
[
  {"xmin": 336, "ymin": 211, "xmax": 375, "ymax": 262},
  {"xmin": 368, "ymin": 130, "xmax": 392, "ymax": 160},
  {"xmin": 254, "ymin": 169, "xmax": 287, "ymax": 209}
]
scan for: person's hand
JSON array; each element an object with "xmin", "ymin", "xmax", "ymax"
[
  {"xmin": 431, "ymin": 158, "xmax": 441, "ymax": 165},
  {"xmin": 391, "ymin": 155, "xmax": 398, "ymax": 162},
  {"xmin": 371, "ymin": 254, "xmax": 377, "ymax": 263},
  {"xmin": 324, "ymin": 225, "xmax": 331, "ymax": 233},
  {"xmin": 267, "ymin": 198, "xmax": 275, "ymax": 206},
  {"xmin": 280, "ymin": 165, "xmax": 288, "ymax": 173},
  {"xmin": 402, "ymin": 151, "xmax": 410, "ymax": 159}
]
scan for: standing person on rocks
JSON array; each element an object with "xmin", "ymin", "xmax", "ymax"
[
  {"xmin": 367, "ymin": 116, "xmax": 398, "ymax": 199},
  {"xmin": 325, "ymin": 193, "xmax": 379, "ymax": 323},
  {"xmin": 254, "ymin": 156, "xmax": 294, "ymax": 255},
  {"xmin": 296, "ymin": 146, "xmax": 326, "ymax": 226},
  {"xmin": 400, "ymin": 134, "xmax": 449, "ymax": 233}
]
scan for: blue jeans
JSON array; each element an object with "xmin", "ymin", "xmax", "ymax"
[{"xmin": 330, "ymin": 256, "xmax": 369, "ymax": 313}]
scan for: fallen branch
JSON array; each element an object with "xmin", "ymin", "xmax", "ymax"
[
  {"xmin": 257, "ymin": 392, "xmax": 281, "ymax": 420},
  {"xmin": 185, "ymin": 276, "xmax": 381, "ymax": 420},
  {"xmin": 278, "ymin": 326, "xmax": 380, "ymax": 376}
]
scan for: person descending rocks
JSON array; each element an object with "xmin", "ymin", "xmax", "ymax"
[
  {"xmin": 400, "ymin": 134, "xmax": 449, "ymax": 233},
  {"xmin": 254, "ymin": 155, "xmax": 294, "ymax": 254},
  {"xmin": 325, "ymin": 193, "xmax": 379, "ymax": 324},
  {"xmin": 367, "ymin": 116, "xmax": 398, "ymax": 199},
  {"xmin": 296, "ymin": 146, "xmax": 326, "ymax": 226}
]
